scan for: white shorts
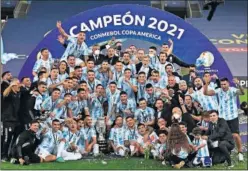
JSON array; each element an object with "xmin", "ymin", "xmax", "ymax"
[{"xmin": 36, "ymin": 148, "xmax": 51, "ymax": 159}]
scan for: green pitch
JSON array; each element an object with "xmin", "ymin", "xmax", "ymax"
[
  {"xmin": 1, "ymin": 154, "xmax": 247, "ymax": 170},
  {"xmin": 239, "ymin": 88, "xmax": 248, "ymax": 103}
]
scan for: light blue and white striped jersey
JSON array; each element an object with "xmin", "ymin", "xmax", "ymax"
[
  {"xmin": 86, "ymin": 79, "xmax": 102, "ymax": 94},
  {"xmin": 47, "ymin": 77, "xmax": 61, "ymax": 88},
  {"xmin": 192, "ymin": 138, "xmax": 209, "ymax": 157},
  {"xmin": 61, "ymin": 36, "xmax": 89, "ymax": 60},
  {"xmin": 147, "ymin": 79, "xmax": 167, "ymax": 89},
  {"xmin": 144, "ymin": 91, "xmax": 161, "ymax": 107},
  {"xmin": 41, "ymin": 96, "xmax": 61, "ymax": 112},
  {"xmin": 116, "ymin": 99, "xmax": 136, "ymax": 119},
  {"xmin": 95, "ymin": 71, "xmax": 110, "ymax": 89},
  {"xmin": 89, "ymin": 94, "xmax": 106, "ymax": 123},
  {"xmin": 191, "ymin": 88, "xmax": 218, "ymax": 111},
  {"xmin": 155, "ymin": 62, "xmax": 173, "ymax": 78},
  {"xmin": 137, "ymin": 131, "xmax": 158, "ymax": 147},
  {"xmin": 76, "ymin": 128, "xmax": 88, "ymax": 150},
  {"xmin": 124, "ymin": 126, "xmax": 139, "ymax": 141},
  {"xmin": 83, "ymin": 126, "xmax": 96, "ymax": 143},
  {"xmin": 33, "ymin": 58, "xmax": 53, "ymax": 74},
  {"xmin": 70, "ymin": 99, "xmax": 88, "ymax": 117},
  {"xmin": 122, "ymin": 63, "xmax": 136, "ymax": 76},
  {"xmin": 81, "ymin": 67, "xmax": 97, "ymax": 81},
  {"xmin": 33, "ymin": 94, "xmax": 44, "ymax": 111},
  {"xmin": 53, "ymin": 102, "xmax": 71, "ymax": 119},
  {"xmin": 109, "ymin": 126, "xmax": 126, "ymax": 146},
  {"xmin": 111, "ymin": 68, "xmax": 124, "ymax": 83},
  {"xmin": 59, "ymin": 73, "xmax": 69, "ymax": 81},
  {"xmin": 60, "ymin": 88, "xmax": 77, "ymax": 98},
  {"xmin": 63, "ymin": 130, "xmax": 80, "ymax": 150},
  {"xmin": 117, "ymin": 77, "xmax": 137, "ymax": 101},
  {"xmin": 214, "ymin": 87, "xmax": 239, "ymax": 120},
  {"xmin": 149, "ymin": 55, "xmax": 159, "ymax": 69},
  {"xmin": 38, "ymin": 129, "xmax": 63, "ymax": 154},
  {"xmin": 106, "ymin": 88, "xmax": 120, "ymax": 118},
  {"xmin": 134, "ymin": 107, "xmax": 155, "ymax": 124},
  {"xmin": 137, "ymin": 83, "xmax": 147, "ymax": 103}
]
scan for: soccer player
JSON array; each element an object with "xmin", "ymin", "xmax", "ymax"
[
  {"xmin": 155, "ymin": 52, "xmax": 173, "ymax": 78},
  {"xmin": 124, "ymin": 116, "xmax": 140, "ymax": 156},
  {"xmin": 83, "ymin": 116, "xmax": 98, "ymax": 154},
  {"xmin": 36, "ymin": 119, "xmax": 64, "ymax": 162},
  {"xmin": 111, "ymin": 60, "xmax": 124, "ymax": 83},
  {"xmin": 136, "ymin": 72, "xmax": 147, "ymax": 103},
  {"xmin": 117, "ymin": 68, "xmax": 138, "ymax": 101},
  {"xmin": 122, "ymin": 52, "xmax": 136, "ymax": 76},
  {"xmin": 203, "ymin": 77, "xmax": 245, "ymax": 161},
  {"xmin": 81, "ymin": 59, "xmax": 96, "ymax": 81},
  {"xmin": 136, "ymin": 123, "xmax": 158, "ymax": 155},
  {"xmin": 106, "ymin": 82, "xmax": 120, "ymax": 128},
  {"xmin": 56, "ymin": 21, "xmax": 88, "ymax": 64},
  {"xmin": 56, "ymin": 119, "xmax": 82, "ymax": 161},
  {"xmin": 32, "ymin": 48, "xmax": 53, "ymax": 79},
  {"xmin": 109, "ymin": 116, "xmax": 127, "ymax": 156},
  {"xmin": 42, "ymin": 88, "xmax": 61, "ymax": 111},
  {"xmin": 47, "ymin": 68, "xmax": 63, "ymax": 91},
  {"xmin": 85, "ymin": 70, "xmax": 101, "ymax": 94},
  {"xmin": 70, "ymin": 88, "xmax": 89, "ymax": 119},
  {"xmin": 134, "ymin": 98, "xmax": 155, "ymax": 127},
  {"xmin": 95, "ymin": 60, "xmax": 112, "ymax": 88},
  {"xmin": 116, "ymin": 91, "xmax": 136, "ymax": 122},
  {"xmin": 144, "ymin": 83, "xmax": 161, "ymax": 107},
  {"xmin": 190, "ymin": 77, "xmax": 218, "ymax": 111},
  {"xmin": 88, "ymin": 84, "xmax": 106, "ymax": 125}
]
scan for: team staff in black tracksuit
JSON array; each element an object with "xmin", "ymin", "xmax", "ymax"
[
  {"xmin": 19, "ymin": 77, "xmax": 32, "ymax": 131},
  {"xmin": 11, "ymin": 120, "xmax": 43, "ymax": 165},
  {"xmin": 1, "ymin": 79, "xmax": 21, "ymax": 161}
]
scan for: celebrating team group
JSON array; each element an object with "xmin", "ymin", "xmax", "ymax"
[{"xmin": 1, "ymin": 21, "xmax": 245, "ymax": 169}]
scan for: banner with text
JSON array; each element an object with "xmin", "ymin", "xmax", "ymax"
[{"xmin": 19, "ymin": 4, "xmax": 233, "ymax": 82}]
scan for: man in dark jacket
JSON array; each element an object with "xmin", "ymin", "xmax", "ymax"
[
  {"xmin": 19, "ymin": 77, "xmax": 32, "ymax": 130},
  {"xmin": 10, "ymin": 120, "xmax": 43, "ymax": 165},
  {"xmin": 136, "ymin": 56, "xmax": 153, "ymax": 79},
  {"xmin": 88, "ymin": 44, "xmax": 106, "ymax": 65},
  {"xmin": 104, "ymin": 47, "xmax": 119, "ymax": 65},
  {"xmin": 1, "ymin": 79, "xmax": 21, "ymax": 161},
  {"xmin": 202, "ymin": 110, "xmax": 235, "ymax": 167},
  {"xmin": 1, "ymin": 71, "xmax": 12, "ymax": 94}
]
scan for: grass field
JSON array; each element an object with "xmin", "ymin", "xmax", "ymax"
[
  {"xmin": 1, "ymin": 153, "xmax": 247, "ymax": 170},
  {"xmin": 239, "ymin": 88, "xmax": 248, "ymax": 103}
]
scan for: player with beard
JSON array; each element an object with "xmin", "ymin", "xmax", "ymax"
[
  {"xmin": 76, "ymin": 119, "xmax": 88, "ymax": 155},
  {"xmin": 58, "ymin": 60, "xmax": 69, "ymax": 81},
  {"xmin": 36, "ymin": 119, "xmax": 64, "ymax": 162},
  {"xmin": 70, "ymin": 88, "xmax": 89, "ymax": 120},
  {"xmin": 116, "ymin": 91, "xmax": 136, "ymax": 123},
  {"xmin": 190, "ymin": 77, "xmax": 218, "ymax": 111},
  {"xmin": 109, "ymin": 116, "xmax": 127, "ymax": 156},
  {"xmin": 117, "ymin": 68, "xmax": 138, "ymax": 102},
  {"xmin": 85, "ymin": 70, "xmax": 101, "ymax": 94},
  {"xmin": 106, "ymin": 82, "xmax": 120, "ymax": 128},
  {"xmin": 122, "ymin": 52, "xmax": 136, "ymax": 76},
  {"xmin": 136, "ymin": 72, "xmax": 147, "ymax": 103},
  {"xmin": 155, "ymin": 52, "xmax": 174, "ymax": 78},
  {"xmin": 81, "ymin": 59, "xmax": 96, "ymax": 81},
  {"xmin": 89, "ymin": 84, "xmax": 107, "ymax": 125},
  {"xmin": 57, "ymin": 21, "xmax": 88, "ymax": 65},
  {"xmin": 83, "ymin": 116, "xmax": 98, "ymax": 155},
  {"xmin": 95, "ymin": 60, "xmax": 112, "ymax": 88},
  {"xmin": 144, "ymin": 83, "xmax": 161, "ymax": 108}
]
